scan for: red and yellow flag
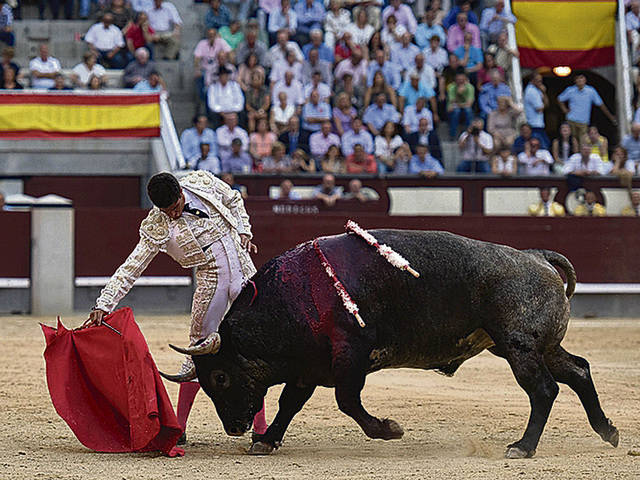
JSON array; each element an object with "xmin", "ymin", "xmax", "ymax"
[
  {"xmin": 0, "ymin": 92, "xmax": 161, "ymax": 138},
  {"xmin": 513, "ymin": 0, "xmax": 616, "ymax": 69}
]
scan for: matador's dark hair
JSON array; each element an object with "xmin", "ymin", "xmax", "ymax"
[{"xmin": 147, "ymin": 172, "xmax": 181, "ymax": 208}]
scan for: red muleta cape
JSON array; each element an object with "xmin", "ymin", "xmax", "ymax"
[{"xmin": 41, "ymin": 307, "xmax": 184, "ymax": 457}]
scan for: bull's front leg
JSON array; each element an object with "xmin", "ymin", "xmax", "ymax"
[
  {"xmin": 248, "ymin": 382, "xmax": 315, "ymax": 455},
  {"xmin": 333, "ymin": 346, "xmax": 404, "ymax": 441}
]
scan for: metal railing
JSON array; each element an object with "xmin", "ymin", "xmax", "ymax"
[
  {"xmin": 159, "ymin": 93, "xmax": 186, "ymax": 170},
  {"xmin": 505, "ymin": 0, "xmax": 523, "ymax": 106},
  {"xmin": 616, "ymin": 0, "xmax": 633, "ymax": 136}
]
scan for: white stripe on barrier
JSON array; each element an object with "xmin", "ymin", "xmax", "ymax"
[
  {"xmin": 0, "ymin": 278, "xmax": 30, "ymax": 288},
  {"xmin": 74, "ymin": 276, "xmax": 192, "ymax": 287}
]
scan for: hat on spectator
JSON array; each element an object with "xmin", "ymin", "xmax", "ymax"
[
  {"xmin": 231, "ymin": 138, "xmax": 243, "ymax": 146},
  {"xmin": 218, "ymin": 66, "xmax": 232, "ymax": 75}
]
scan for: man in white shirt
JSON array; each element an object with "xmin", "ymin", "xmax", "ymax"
[
  {"xmin": 71, "ymin": 51, "xmax": 107, "ymax": 88},
  {"xmin": 271, "ymin": 70, "xmax": 305, "ymax": 108},
  {"xmin": 563, "ymin": 143, "xmax": 604, "ymax": 176},
  {"xmin": 146, "ymin": 0, "xmax": 182, "ymax": 59},
  {"xmin": 207, "ymin": 66, "xmax": 244, "ymax": 122},
  {"xmin": 456, "ymin": 117, "xmax": 493, "ymax": 173},
  {"xmin": 84, "ymin": 13, "xmax": 130, "ymax": 69},
  {"xmin": 517, "ymin": 138, "xmax": 553, "ymax": 176},
  {"xmin": 266, "ymin": 29, "xmax": 304, "ymax": 68},
  {"xmin": 215, "ymin": 113, "xmax": 249, "ymax": 156},
  {"xmin": 29, "ymin": 43, "xmax": 61, "ymax": 89}
]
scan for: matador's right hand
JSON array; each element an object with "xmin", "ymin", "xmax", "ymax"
[{"xmin": 81, "ymin": 308, "xmax": 107, "ymax": 329}]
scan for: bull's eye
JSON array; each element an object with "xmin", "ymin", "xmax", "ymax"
[{"xmin": 210, "ymin": 370, "xmax": 230, "ymax": 389}]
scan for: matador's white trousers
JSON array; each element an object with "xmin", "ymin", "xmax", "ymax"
[{"xmin": 189, "ymin": 234, "xmax": 244, "ymax": 345}]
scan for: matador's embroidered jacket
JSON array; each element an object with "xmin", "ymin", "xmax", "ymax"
[{"xmin": 95, "ymin": 171, "xmax": 257, "ymax": 313}]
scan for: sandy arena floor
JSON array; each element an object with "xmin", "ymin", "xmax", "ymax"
[{"xmin": 1, "ymin": 314, "xmax": 639, "ymax": 479}]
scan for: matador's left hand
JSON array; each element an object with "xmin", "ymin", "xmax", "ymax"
[{"xmin": 240, "ymin": 234, "xmax": 258, "ymax": 254}]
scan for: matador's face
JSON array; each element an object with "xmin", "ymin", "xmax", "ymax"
[{"xmin": 160, "ymin": 191, "xmax": 186, "ymax": 220}]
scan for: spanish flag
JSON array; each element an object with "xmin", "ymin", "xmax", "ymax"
[
  {"xmin": 0, "ymin": 92, "xmax": 161, "ymax": 138},
  {"xmin": 513, "ymin": 0, "xmax": 616, "ymax": 69}
]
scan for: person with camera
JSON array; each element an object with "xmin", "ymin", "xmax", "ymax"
[{"xmin": 457, "ymin": 117, "xmax": 493, "ymax": 173}]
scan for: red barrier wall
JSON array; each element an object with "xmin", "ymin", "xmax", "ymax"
[
  {"xmin": 24, "ymin": 176, "xmax": 141, "ymax": 208},
  {"xmin": 0, "ymin": 211, "xmax": 30, "ymax": 277}
]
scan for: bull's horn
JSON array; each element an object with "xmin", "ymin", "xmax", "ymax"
[
  {"xmin": 159, "ymin": 358, "xmax": 197, "ymax": 383},
  {"xmin": 169, "ymin": 332, "xmax": 221, "ymax": 356}
]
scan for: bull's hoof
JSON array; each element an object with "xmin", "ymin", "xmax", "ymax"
[
  {"xmin": 248, "ymin": 441, "xmax": 275, "ymax": 455},
  {"xmin": 600, "ymin": 421, "xmax": 619, "ymax": 447},
  {"xmin": 505, "ymin": 446, "xmax": 535, "ymax": 459},
  {"xmin": 381, "ymin": 419, "xmax": 404, "ymax": 440}
]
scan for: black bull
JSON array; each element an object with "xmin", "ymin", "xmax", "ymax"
[{"xmin": 187, "ymin": 229, "xmax": 619, "ymax": 458}]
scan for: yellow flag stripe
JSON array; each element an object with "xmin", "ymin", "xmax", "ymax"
[
  {"xmin": 0, "ymin": 103, "xmax": 160, "ymax": 132},
  {"xmin": 513, "ymin": 2, "xmax": 615, "ymax": 50}
]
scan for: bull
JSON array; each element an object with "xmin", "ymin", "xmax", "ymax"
[{"xmin": 166, "ymin": 229, "xmax": 619, "ymax": 459}]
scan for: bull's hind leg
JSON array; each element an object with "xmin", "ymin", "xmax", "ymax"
[
  {"xmin": 502, "ymin": 346, "xmax": 559, "ymax": 459},
  {"xmin": 544, "ymin": 345, "xmax": 619, "ymax": 447},
  {"xmin": 333, "ymin": 348, "xmax": 404, "ymax": 440}
]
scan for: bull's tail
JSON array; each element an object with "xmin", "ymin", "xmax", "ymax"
[{"xmin": 526, "ymin": 249, "xmax": 577, "ymax": 299}]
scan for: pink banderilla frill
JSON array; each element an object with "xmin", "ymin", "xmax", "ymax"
[
  {"xmin": 345, "ymin": 220, "xmax": 421, "ymax": 278},
  {"xmin": 312, "ymin": 238, "xmax": 366, "ymax": 328}
]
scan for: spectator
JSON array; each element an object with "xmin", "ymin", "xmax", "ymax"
[
  {"xmin": 391, "ymin": 32, "xmax": 421, "ymax": 78},
  {"xmin": 517, "ymin": 137, "xmax": 553, "ymax": 176},
  {"xmin": 558, "ymin": 74, "xmax": 616, "ymax": 140},
  {"xmin": 523, "ymin": 72, "xmax": 549, "ymax": 145},
  {"xmin": 621, "ymin": 191, "xmax": 640, "ymax": 216},
  {"xmin": 424, "ymin": 34, "xmax": 448, "ymax": 74},
  {"xmin": 348, "ymin": 9, "xmax": 375, "ymax": 48},
  {"xmin": 40, "ymin": 0, "xmax": 72, "ymax": 19},
  {"xmin": 443, "ymin": 0, "xmax": 478, "ymax": 29},
  {"xmin": 270, "ymin": 48, "xmax": 303, "ymax": 86},
  {"xmin": 124, "ymin": 12, "xmax": 157, "ymax": 56},
  {"xmin": 309, "ymin": 120, "xmax": 341, "ymax": 158},
  {"xmin": 611, "ymin": 145, "xmax": 635, "ymax": 175},
  {"xmin": 262, "ymin": 142, "xmax": 294, "ymax": 173},
  {"xmin": 407, "ymin": 117, "xmax": 442, "ymax": 160},
  {"xmin": 0, "ymin": 0, "xmax": 14, "ymax": 47},
  {"xmin": 447, "ymin": 70, "xmax": 474, "ymax": 139},
  {"xmin": 382, "ymin": 0, "xmax": 417, "ymax": 35},
  {"xmin": 123, "ymin": 47, "xmax": 155, "ymax": 88},
  {"xmin": 513, "ymin": 123, "xmax": 548, "ymax": 155},
  {"xmin": 216, "ymin": 112, "xmax": 249, "ymax": 155},
  {"xmin": 249, "ymin": 118, "xmax": 277, "ymax": 162},
  {"xmin": 363, "ymin": 93, "xmax": 401, "ymax": 137},
  {"xmin": 271, "ymin": 91, "xmax": 296, "ymax": 135},
  {"xmin": 527, "ymin": 187, "xmax": 566, "ymax": 217},
  {"xmin": 220, "ymin": 172, "xmax": 246, "ymax": 198},
  {"xmin": 294, "ymin": 1, "xmax": 326, "ymax": 45},
  {"xmin": 146, "ymin": 0, "xmax": 182, "ymax": 60},
  {"xmin": 194, "ymin": 28, "xmax": 231, "ymax": 98},
  {"xmin": 235, "ymin": 26, "xmax": 268, "ymax": 67},
  {"xmin": 457, "ymin": 117, "xmax": 493, "ymax": 173},
  {"xmin": 389, "ymin": 143, "xmax": 412, "ymax": 174},
  {"xmin": 492, "ymin": 31, "xmax": 519, "ymax": 80},
  {"xmin": 429, "ymin": 0, "xmax": 446, "ymax": 25},
  {"xmin": 181, "ymin": 114, "xmax": 218, "ymax": 168},
  {"xmin": 49, "ymin": 72, "xmax": 72, "ymax": 90},
  {"xmin": 334, "ymin": 47, "xmax": 368, "ymax": 88},
  {"xmin": 351, "ymin": 0, "xmax": 383, "ymax": 31},
  {"xmin": 267, "ymin": 29, "xmax": 304, "ymax": 68},
  {"xmin": 409, "ymin": 143, "xmax": 444, "ymax": 177},
  {"xmin": 313, "ymin": 173, "xmax": 342, "ymax": 207},
  {"xmin": 87, "ymin": 74, "xmax": 104, "ymax": 90},
  {"xmin": 238, "ymin": 53, "xmax": 265, "ymax": 92},
  {"xmin": 268, "ymin": 0, "xmax": 297, "ymax": 40},
  {"xmin": 398, "ymin": 72, "xmax": 436, "ymax": 117},
  {"xmin": 622, "ymin": 123, "xmax": 640, "ymax": 165},
  {"xmin": 405, "ymin": 52, "xmax": 436, "ymax": 92},
  {"xmin": 574, "ymin": 190, "xmax": 606, "ymax": 216},
  {"xmin": 627, "ymin": 1, "xmax": 640, "ymax": 46},
  {"xmin": 71, "ymin": 52, "xmax": 106, "ymax": 88},
  {"xmin": 346, "ymin": 143, "xmax": 377, "ymax": 174},
  {"xmin": 491, "ymin": 146, "xmax": 516, "ymax": 176},
  {"xmin": 278, "ymin": 179, "xmax": 302, "ymax": 200},
  {"xmin": 30, "ymin": 44, "xmax": 61, "ymax": 89},
  {"xmin": 2, "ymin": 66, "xmax": 21, "ymax": 89},
  {"xmin": 219, "ymin": 20, "xmax": 243, "ymax": 50},
  {"xmin": 321, "ymin": 144, "xmax": 345, "ymax": 173},
  {"xmin": 381, "ymin": 14, "xmax": 407, "ymax": 51},
  {"xmin": 333, "ymin": 92, "xmax": 357, "ymax": 137},
  {"xmin": 0, "ymin": 47, "xmax": 19, "ymax": 88},
  {"xmin": 101, "ymin": 0, "xmax": 135, "ymax": 30},
  {"xmin": 415, "ymin": 10, "xmax": 446, "ymax": 49},
  {"xmin": 375, "ymin": 121, "xmax": 404, "ymax": 173},
  {"xmin": 205, "ymin": 0, "xmax": 232, "ymax": 30},
  {"xmin": 478, "ymin": 69, "xmax": 511, "ymax": 120},
  {"xmin": 191, "ymin": 142, "xmax": 221, "ymax": 173},
  {"xmin": 133, "ymin": 69, "xmax": 167, "ymax": 92},
  {"xmin": 324, "ymin": 0, "xmax": 351, "ymax": 49},
  {"xmin": 335, "ymin": 71, "xmax": 365, "ymax": 112},
  {"xmin": 292, "ymin": 147, "xmax": 316, "ymax": 172},
  {"xmin": 343, "ymin": 179, "xmax": 377, "ymax": 202},
  {"xmin": 301, "ymin": 48, "xmax": 333, "ymax": 86},
  {"xmin": 301, "ymin": 89, "xmax": 332, "ymax": 137},
  {"xmin": 279, "ymin": 116, "xmax": 305, "ymax": 154},
  {"xmin": 487, "ymin": 96, "xmax": 521, "ymax": 151},
  {"xmin": 447, "ymin": 12, "xmax": 481, "ymax": 53},
  {"xmin": 221, "ymin": 138, "xmax": 253, "ymax": 173},
  {"xmin": 367, "ymin": 48, "xmax": 401, "ymax": 91},
  {"xmin": 402, "ymin": 95, "xmax": 433, "ymax": 135},
  {"xmin": 207, "ymin": 66, "xmax": 244, "ymax": 120},
  {"xmin": 245, "ymin": 71, "xmax": 270, "ymax": 133},
  {"xmin": 341, "ymin": 117, "xmax": 373, "ymax": 156},
  {"xmin": 454, "ymin": 32, "xmax": 483, "ymax": 82},
  {"xmin": 476, "ymin": 52, "xmax": 504, "ymax": 87},
  {"xmin": 364, "ymin": 69, "xmax": 398, "ymax": 109},
  {"xmin": 85, "ymin": 13, "xmax": 130, "ymax": 69},
  {"xmin": 479, "ymin": 0, "xmax": 516, "ymax": 47},
  {"xmin": 441, "ymin": 52, "xmax": 461, "ymax": 95},
  {"xmin": 563, "ymin": 143, "xmax": 604, "ymax": 176},
  {"xmin": 581, "ymin": 125, "xmax": 610, "ymax": 170}
]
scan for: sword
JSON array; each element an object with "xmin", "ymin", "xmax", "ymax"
[{"xmin": 102, "ymin": 320, "xmax": 122, "ymax": 336}]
